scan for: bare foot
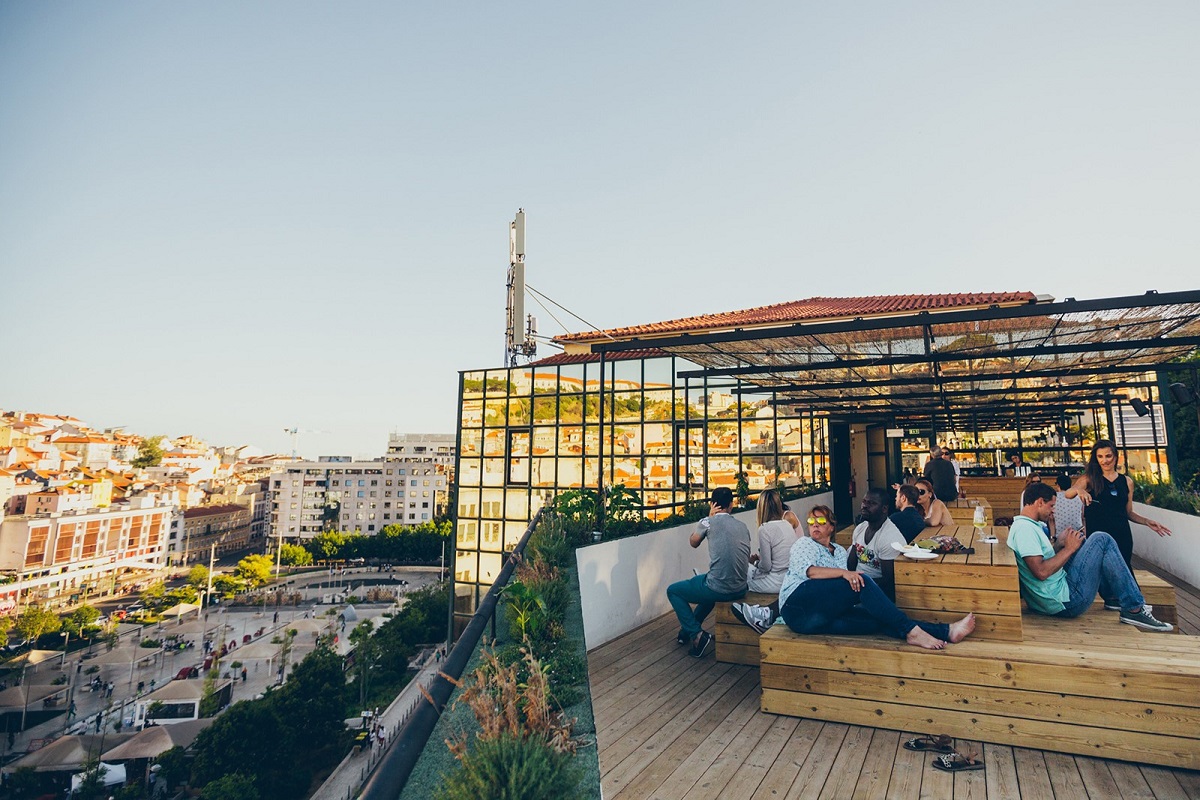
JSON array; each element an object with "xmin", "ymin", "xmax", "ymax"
[
  {"xmin": 948, "ymin": 613, "xmax": 976, "ymax": 643},
  {"xmin": 906, "ymin": 626, "xmax": 946, "ymax": 650}
]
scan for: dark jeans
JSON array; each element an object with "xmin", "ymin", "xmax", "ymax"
[
  {"xmin": 780, "ymin": 575, "xmax": 950, "ymax": 641},
  {"xmin": 667, "ymin": 573, "xmax": 745, "ymax": 639}
]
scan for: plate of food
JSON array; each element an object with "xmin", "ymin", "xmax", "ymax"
[{"xmin": 902, "ymin": 549, "xmax": 940, "ymax": 560}]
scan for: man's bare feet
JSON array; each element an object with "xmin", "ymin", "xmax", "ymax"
[
  {"xmin": 906, "ymin": 626, "xmax": 946, "ymax": 650},
  {"xmin": 948, "ymin": 613, "xmax": 976, "ymax": 644}
]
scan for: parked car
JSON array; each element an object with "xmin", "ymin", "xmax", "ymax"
[{"xmin": 175, "ymin": 666, "xmax": 200, "ymax": 680}]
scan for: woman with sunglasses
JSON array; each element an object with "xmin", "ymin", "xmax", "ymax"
[
  {"xmin": 915, "ymin": 478, "xmax": 954, "ymax": 527},
  {"xmin": 733, "ymin": 505, "xmax": 976, "ymax": 648},
  {"xmin": 780, "ymin": 505, "xmax": 975, "ymax": 649},
  {"xmin": 746, "ymin": 489, "xmax": 799, "ymax": 593}
]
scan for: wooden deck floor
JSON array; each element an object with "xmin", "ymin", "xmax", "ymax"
[{"xmin": 588, "ymin": 559, "xmax": 1200, "ymax": 799}]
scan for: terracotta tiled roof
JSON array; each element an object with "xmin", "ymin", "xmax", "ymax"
[
  {"xmin": 554, "ymin": 292, "xmax": 1039, "ymax": 344},
  {"xmin": 531, "ymin": 348, "xmax": 672, "ymax": 366}
]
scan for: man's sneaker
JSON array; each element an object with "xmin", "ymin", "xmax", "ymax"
[
  {"xmin": 731, "ymin": 603, "xmax": 772, "ymax": 635},
  {"xmin": 1104, "ymin": 602, "xmax": 1152, "ymax": 612},
  {"xmin": 1120, "ymin": 608, "xmax": 1173, "ymax": 632},
  {"xmin": 690, "ymin": 630, "xmax": 715, "ymax": 658}
]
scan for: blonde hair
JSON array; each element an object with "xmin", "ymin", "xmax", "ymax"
[{"xmin": 756, "ymin": 488, "xmax": 784, "ymax": 527}]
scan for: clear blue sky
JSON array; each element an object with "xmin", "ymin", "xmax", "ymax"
[{"xmin": 2, "ymin": 2, "xmax": 1197, "ymax": 458}]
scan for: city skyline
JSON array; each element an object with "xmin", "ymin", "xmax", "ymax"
[{"xmin": 3, "ymin": 3, "xmax": 1198, "ymax": 457}]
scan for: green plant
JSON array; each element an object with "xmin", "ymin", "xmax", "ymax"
[
  {"xmin": 1132, "ymin": 476, "xmax": 1200, "ymax": 516},
  {"xmin": 435, "ymin": 733, "xmax": 581, "ymax": 800},
  {"xmin": 503, "ymin": 579, "xmax": 547, "ymax": 642}
]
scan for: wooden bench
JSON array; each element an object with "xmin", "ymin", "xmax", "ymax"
[
  {"xmin": 893, "ymin": 524, "xmax": 1023, "ymax": 642},
  {"xmin": 714, "ymin": 591, "xmax": 776, "ymax": 665},
  {"xmin": 959, "ymin": 476, "xmax": 1029, "ymax": 520},
  {"xmin": 1085, "ymin": 568, "xmax": 1178, "ymax": 630},
  {"xmin": 945, "ymin": 498, "xmax": 992, "ymax": 525},
  {"xmin": 759, "ymin": 607, "xmax": 1200, "ymax": 769}
]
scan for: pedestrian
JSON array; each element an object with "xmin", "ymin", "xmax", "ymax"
[
  {"xmin": 68, "ymin": 701, "xmax": 76, "ymax": 719},
  {"xmin": 376, "ymin": 728, "xmax": 385, "ymax": 748},
  {"xmin": 273, "ymin": 611, "xmax": 278, "ymax": 624},
  {"xmin": 241, "ymin": 667, "xmax": 247, "ymax": 683}
]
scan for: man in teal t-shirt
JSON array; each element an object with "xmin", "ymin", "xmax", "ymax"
[{"xmin": 1007, "ymin": 482, "xmax": 1170, "ymax": 631}]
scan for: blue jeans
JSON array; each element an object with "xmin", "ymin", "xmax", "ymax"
[
  {"xmin": 1056, "ymin": 532, "xmax": 1145, "ymax": 618},
  {"xmin": 667, "ymin": 573, "xmax": 745, "ymax": 638},
  {"xmin": 779, "ymin": 575, "xmax": 950, "ymax": 641}
]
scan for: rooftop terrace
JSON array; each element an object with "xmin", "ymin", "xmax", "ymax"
[{"xmin": 588, "ymin": 558, "xmax": 1200, "ymax": 799}]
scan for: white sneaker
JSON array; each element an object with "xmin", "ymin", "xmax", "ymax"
[{"xmin": 732, "ymin": 603, "xmax": 773, "ymax": 635}]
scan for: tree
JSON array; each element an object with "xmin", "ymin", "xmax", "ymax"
[
  {"xmin": 278, "ymin": 542, "xmax": 313, "ymax": 567},
  {"xmin": 187, "ymin": 565, "xmax": 210, "ymax": 590},
  {"xmin": 132, "ymin": 435, "xmax": 165, "ymax": 469},
  {"xmin": 14, "ymin": 605, "xmax": 60, "ymax": 643},
  {"xmin": 201, "ymin": 774, "xmax": 260, "ymax": 800},
  {"xmin": 235, "ymin": 555, "xmax": 273, "ymax": 588},
  {"xmin": 61, "ymin": 604, "xmax": 101, "ymax": 637},
  {"xmin": 155, "ymin": 746, "xmax": 190, "ymax": 792},
  {"xmin": 213, "ymin": 574, "xmax": 244, "ymax": 596},
  {"xmin": 348, "ymin": 620, "xmax": 379, "ymax": 705},
  {"xmin": 308, "ymin": 530, "xmax": 347, "ymax": 560}
]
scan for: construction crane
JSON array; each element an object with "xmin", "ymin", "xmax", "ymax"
[{"xmin": 283, "ymin": 428, "xmax": 324, "ymax": 459}]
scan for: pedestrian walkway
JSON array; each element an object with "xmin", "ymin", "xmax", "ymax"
[{"xmin": 310, "ymin": 647, "xmax": 445, "ymax": 800}]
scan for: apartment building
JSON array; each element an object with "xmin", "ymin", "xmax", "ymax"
[
  {"xmin": 178, "ymin": 503, "xmax": 253, "ymax": 565},
  {"xmin": 0, "ymin": 495, "xmax": 176, "ymax": 613},
  {"xmin": 269, "ymin": 454, "xmax": 448, "ymax": 542}
]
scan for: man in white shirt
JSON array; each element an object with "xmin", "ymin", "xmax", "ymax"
[{"xmin": 850, "ymin": 488, "xmax": 906, "ymax": 599}]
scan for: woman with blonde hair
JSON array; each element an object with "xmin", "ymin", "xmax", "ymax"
[{"xmin": 746, "ymin": 488, "xmax": 798, "ymax": 593}]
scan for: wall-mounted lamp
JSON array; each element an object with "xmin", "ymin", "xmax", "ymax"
[
  {"xmin": 1170, "ymin": 382, "xmax": 1198, "ymax": 407},
  {"xmin": 1129, "ymin": 397, "xmax": 1151, "ymax": 417}
]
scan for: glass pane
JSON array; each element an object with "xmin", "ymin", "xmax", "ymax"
[
  {"xmin": 454, "ymin": 551, "xmax": 477, "ymax": 583},
  {"xmin": 531, "ymin": 458, "xmax": 557, "ymax": 487},
  {"xmin": 532, "ymin": 427, "xmax": 557, "ymax": 457},
  {"xmin": 482, "ymin": 458, "xmax": 505, "ymax": 486},
  {"xmin": 643, "ymin": 389, "xmax": 675, "ymax": 421},
  {"xmin": 478, "ymin": 551, "xmax": 504, "ymax": 584},
  {"xmin": 612, "ymin": 424, "xmax": 641, "ymax": 456},
  {"xmin": 460, "ymin": 429, "xmax": 482, "ymax": 457},
  {"xmin": 457, "ymin": 489, "xmax": 479, "ymax": 518},
  {"xmin": 558, "ymin": 394, "xmax": 584, "ymax": 424},
  {"xmin": 508, "ymin": 398, "xmax": 531, "ymax": 426},
  {"xmin": 460, "ymin": 399, "xmax": 483, "ymax": 428},
  {"xmin": 484, "ymin": 400, "xmax": 507, "ymax": 427},
  {"xmin": 613, "ymin": 391, "xmax": 641, "ymax": 422},
  {"xmin": 483, "ymin": 430, "xmax": 505, "ymax": 457},
  {"xmin": 480, "ymin": 521, "xmax": 503, "ymax": 552},
  {"xmin": 463, "ymin": 371, "xmax": 485, "ymax": 399},
  {"xmin": 456, "ymin": 520, "xmax": 478, "ymax": 549},
  {"xmin": 556, "ymin": 457, "xmax": 584, "ymax": 488},
  {"xmin": 458, "ymin": 459, "xmax": 481, "ymax": 486},
  {"xmin": 504, "ymin": 521, "xmax": 528, "ymax": 549},
  {"xmin": 505, "ymin": 490, "xmax": 529, "ymax": 520},
  {"xmin": 532, "ymin": 396, "xmax": 557, "ymax": 423},
  {"xmin": 485, "ymin": 371, "xmax": 511, "ymax": 396}
]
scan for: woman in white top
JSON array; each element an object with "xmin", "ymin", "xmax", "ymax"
[{"xmin": 747, "ymin": 489, "xmax": 798, "ymax": 593}]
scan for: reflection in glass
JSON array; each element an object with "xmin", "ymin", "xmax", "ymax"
[
  {"xmin": 463, "ymin": 372, "xmax": 485, "ymax": 398},
  {"xmin": 460, "ymin": 400, "xmax": 483, "ymax": 428},
  {"xmin": 482, "ymin": 458, "xmax": 506, "ymax": 486}
]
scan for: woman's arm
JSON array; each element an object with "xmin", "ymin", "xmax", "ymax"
[
  {"xmin": 807, "ymin": 565, "xmax": 864, "ymax": 590},
  {"xmin": 1069, "ymin": 476, "xmax": 1093, "ymax": 505},
  {"xmin": 1125, "ymin": 476, "xmax": 1172, "ymax": 536}
]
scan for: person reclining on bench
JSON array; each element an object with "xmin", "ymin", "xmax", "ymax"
[
  {"xmin": 734, "ymin": 504, "xmax": 975, "ymax": 650},
  {"xmin": 1009, "ymin": 481, "xmax": 1171, "ymax": 632}
]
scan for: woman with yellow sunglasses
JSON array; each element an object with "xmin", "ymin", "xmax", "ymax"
[{"xmin": 735, "ymin": 504, "xmax": 976, "ymax": 649}]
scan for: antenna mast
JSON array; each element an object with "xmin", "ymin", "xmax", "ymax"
[{"xmin": 505, "ymin": 208, "xmax": 537, "ymax": 366}]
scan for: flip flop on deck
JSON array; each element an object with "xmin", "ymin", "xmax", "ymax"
[
  {"xmin": 933, "ymin": 752, "xmax": 985, "ymax": 772},
  {"xmin": 902, "ymin": 734, "xmax": 954, "ymax": 753}
]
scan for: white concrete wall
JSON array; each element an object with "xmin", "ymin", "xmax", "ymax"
[
  {"xmin": 576, "ymin": 492, "xmax": 835, "ymax": 650},
  {"xmin": 1132, "ymin": 503, "xmax": 1200, "ymax": 589}
]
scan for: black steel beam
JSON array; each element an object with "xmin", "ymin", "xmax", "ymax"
[{"xmin": 675, "ymin": 334, "xmax": 1200, "ymax": 379}]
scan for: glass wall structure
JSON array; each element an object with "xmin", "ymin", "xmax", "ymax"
[{"xmin": 452, "ymin": 353, "xmax": 830, "ymax": 623}]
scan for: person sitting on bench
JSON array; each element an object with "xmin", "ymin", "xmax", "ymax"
[
  {"xmin": 1008, "ymin": 481, "xmax": 1171, "ymax": 632},
  {"xmin": 735, "ymin": 504, "xmax": 976, "ymax": 649}
]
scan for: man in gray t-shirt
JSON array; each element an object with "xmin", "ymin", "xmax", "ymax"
[{"xmin": 667, "ymin": 487, "xmax": 751, "ymax": 658}]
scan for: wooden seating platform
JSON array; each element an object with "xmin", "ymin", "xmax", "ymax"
[
  {"xmin": 959, "ymin": 476, "xmax": 1029, "ymax": 520},
  {"xmin": 715, "ymin": 591, "xmax": 775, "ymax": 665},
  {"xmin": 759, "ymin": 605, "xmax": 1200, "ymax": 769}
]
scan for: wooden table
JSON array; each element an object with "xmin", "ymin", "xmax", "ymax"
[
  {"xmin": 892, "ymin": 524, "xmax": 1021, "ymax": 641},
  {"xmin": 945, "ymin": 497, "xmax": 992, "ymax": 525}
]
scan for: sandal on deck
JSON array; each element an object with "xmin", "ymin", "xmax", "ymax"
[
  {"xmin": 933, "ymin": 752, "xmax": 984, "ymax": 772},
  {"xmin": 903, "ymin": 734, "xmax": 954, "ymax": 753}
]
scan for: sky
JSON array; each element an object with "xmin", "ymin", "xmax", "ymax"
[{"xmin": 2, "ymin": 2, "xmax": 1198, "ymax": 459}]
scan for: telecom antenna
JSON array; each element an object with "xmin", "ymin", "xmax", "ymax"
[{"xmin": 505, "ymin": 209, "xmax": 537, "ymax": 366}]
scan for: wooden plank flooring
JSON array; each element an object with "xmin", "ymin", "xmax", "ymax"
[{"xmin": 589, "ymin": 559, "xmax": 1200, "ymax": 799}]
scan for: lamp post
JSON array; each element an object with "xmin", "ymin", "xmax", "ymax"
[{"xmin": 60, "ymin": 629, "xmax": 70, "ymax": 667}]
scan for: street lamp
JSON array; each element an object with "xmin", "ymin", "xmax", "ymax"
[{"xmin": 60, "ymin": 630, "xmax": 70, "ymax": 666}]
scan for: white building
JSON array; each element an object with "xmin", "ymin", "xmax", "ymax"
[
  {"xmin": 386, "ymin": 433, "xmax": 456, "ymax": 467},
  {"xmin": 0, "ymin": 494, "xmax": 176, "ymax": 613},
  {"xmin": 269, "ymin": 455, "xmax": 449, "ymax": 542}
]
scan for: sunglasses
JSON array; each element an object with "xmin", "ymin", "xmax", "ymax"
[
  {"xmin": 917, "ymin": 489, "xmax": 929, "ymax": 495},
  {"xmin": 806, "ymin": 516, "xmax": 829, "ymax": 525}
]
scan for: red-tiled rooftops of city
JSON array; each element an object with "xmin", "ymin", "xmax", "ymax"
[{"xmin": 554, "ymin": 291, "xmax": 1038, "ymax": 344}]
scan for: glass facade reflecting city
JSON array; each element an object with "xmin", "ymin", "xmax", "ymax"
[{"xmin": 452, "ymin": 353, "xmax": 829, "ymax": 623}]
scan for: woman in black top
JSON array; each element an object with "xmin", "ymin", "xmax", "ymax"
[{"xmin": 1073, "ymin": 440, "xmax": 1171, "ymax": 570}]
